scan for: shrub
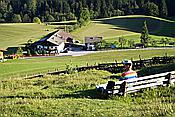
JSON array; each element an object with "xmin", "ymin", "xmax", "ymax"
[
  {"xmin": 33, "ymin": 17, "xmax": 42, "ymax": 24},
  {"xmin": 12, "ymin": 14, "xmax": 22, "ymax": 23}
]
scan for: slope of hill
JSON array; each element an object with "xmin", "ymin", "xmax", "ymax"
[
  {"xmin": 0, "ymin": 68, "xmax": 175, "ymax": 116},
  {"xmin": 0, "ymin": 23, "xmax": 57, "ymax": 49},
  {"xmin": 71, "ymin": 15, "xmax": 175, "ymax": 42},
  {"xmin": 0, "ymin": 15, "xmax": 175, "ymax": 49}
]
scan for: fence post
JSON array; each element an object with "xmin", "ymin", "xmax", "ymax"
[
  {"xmin": 120, "ymin": 81, "xmax": 127, "ymax": 97},
  {"xmin": 165, "ymin": 73, "xmax": 172, "ymax": 87}
]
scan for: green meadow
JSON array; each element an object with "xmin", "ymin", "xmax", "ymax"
[
  {"xmin": 0, "ymin": 67, "xmax": 175, "ymax": 117},
  {"xmin": 71, "ymin": 15, "xmax": 175, "ymax": 43},
  {"xmin": 0, "ymin": 23, "xmax": 57, "ymax": 49},
  {"xmin": 1, "ymin": 15, "xmax": 175, "ymax": 49},
  {"xmin": 0, "ymin": 15, "xmax": 175, "ymax": 116},
  {"xmin": 0, "ymin": 49, "xmax": 175, "ymax": 80}
]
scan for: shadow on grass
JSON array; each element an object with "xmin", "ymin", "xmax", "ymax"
[
  {"xmin": 59, "ymin": 89, "xmax": 108, "ymax": 99},
  {"xmin": 138, "ymin": 63, "xmax": 175, "ymax": 77},
  {"xmin": 97, "ymin": 17, "xmax": 175, "ymax": 37},
  {"xmin": 0, "ymin": 89, "xmax": 108, "ymax": 100}
]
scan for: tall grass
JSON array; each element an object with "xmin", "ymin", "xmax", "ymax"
[{"xmin": 0, "ymin": 68, "xmax": 175, "ymax": 117}]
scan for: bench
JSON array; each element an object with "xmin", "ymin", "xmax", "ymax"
[{"xmin": 96, "ymin": 71, "xmax": 175, "ymax": 96}]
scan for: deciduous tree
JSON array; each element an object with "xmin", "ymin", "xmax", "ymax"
[{"xmin": 118, "ymin": 36, "xmax": 127, "ymax": 48}]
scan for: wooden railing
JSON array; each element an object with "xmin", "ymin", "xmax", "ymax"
[
  {"xmin": 96, "ymin": 71, "xmax": 175, "ymax": 96},
  {"xmin": 20, "ymin": 55, "xmax": 175, "ymax": 79},
  {"xmin": 48, "ymin": 56, "xmax": 175, "ymax": 75}
]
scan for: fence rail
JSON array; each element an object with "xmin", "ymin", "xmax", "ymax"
[
  {"xmin": 21, "ymin": 55, "xmax": 175, "ymax": 79},
  {"xmin": 46, "ymin": 55, "xmax": 175, "ymax": 75}
]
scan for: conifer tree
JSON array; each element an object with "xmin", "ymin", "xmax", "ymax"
[
  {"xmin": 159, "ymin": 0, "xmax": 168, "ymax": 18},
  {"xmin": 140, "ymin": 20, "xmax": 149, "ymax": 47},
  {"xmin": 78, "ymin": 8, "xmax": 90, "ymax": 26}
]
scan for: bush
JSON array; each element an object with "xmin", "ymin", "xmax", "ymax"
[
  {"xmin": 33, "ymin": 17, "xmax": 42, "ymax": 24},
  {"xmin": 16, "ymin": 47, "xmax": 23, "ymax": 57},
  {"xmin": 12, "ymin": 14, "xmax": 22, "ymax": 23}
]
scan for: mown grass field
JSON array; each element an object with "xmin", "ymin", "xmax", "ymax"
[
  {"xmin": 1, "ymin": 15, "xmax": 175, "ymax": 49},
  {"xmin": 71, "ymin": 15, "xmax": 175, "ymax": 43},
  {"xmin": 0, "ymin": 23, "xmax": 58, "ymax": 49},
  {"xmin": 0, "ymin": 49, "xmax": 175, "ymax": 80}
]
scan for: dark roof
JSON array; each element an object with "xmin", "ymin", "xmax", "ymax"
[
  {"xmin": 56, "ymin": 30, "xmax": 73, "ymax": 40},
  {"xmin": 31, "ymin": 30, "xmax": 71, "ymax": 46},
  {"xmin": 85, "ymin": 37, "xmax": 102, "ymax": 43}
]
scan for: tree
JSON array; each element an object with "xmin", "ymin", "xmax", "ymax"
[
  {"xmin": 46, "ymin": 14, "xmax": 55, "ymax": 22},
  {"xmin": 12, "ymin": 14, "xmax": 22, "ymax": 23},
  {"xmin": 159, "ymin": 0, "xmax": 168, "ymax": 18},
  {"xmin": 78, "ymin": 8, "xmax": 90, "ymax": 26},
  {"xmin": 94, "ymin": 0, "xmax": 101, "ymax": 18},
  {"xmin": 27, "ymin": 0, "xmax": 37, "ymax": 15},
  {"xmin": 118, "ymin": 36, "xmax": 127, "ymax": 48},
  {"xmin": 160, "ymin": 38, "xmax": 170, "ymax": 46},
  {"xmin": 0, "ymin": 0, "xmax": 175, "ymax": 23},
  {"xmin": 0, "ymin": 12, "xmax": 5, "ymax": 22},
  {"xmin": 149, "ymin": 38, "xmax": 157, "ymax": 47},
  {"xmin": 7, "ymin": 4, "xmax": 13, "ymax": 13},
  {"xmin": 128, "ymin": 39, "xmax": 135, "ymax": 48},
  {"xmin": 140, "ymin": 20, "xmax": 149, "ymax": 47},
  {"xmin": 16, "ymin": 47, "xmax": 23, "ymax": 57},
  {"xmin": 25, "ymin": 39, "xmax": 33, "ymax": 56},
  {"xmin": 33, "ymin": 17, "xmax": 41, "ymax": 24},
  {"xmin": 63, "ymin": 1, "xmax": 71, "ymax": 14},
  {"xmin": 66, "ymin": 12, "xmax": 76, "ymax": 20},
  {"xmin": 143, "ymin": 2, "xmax": 159, "ymax": 16},
  {"xmin": 100, "ymin": 0, "xmax": 108, "ymax": 17},
  {"xmin": 0, "ymin": 0, "xmax": 8, "ymax": 14},
  {"xmin": 22, "ymin": 14, "xmax": 31, "ymax": 22}
]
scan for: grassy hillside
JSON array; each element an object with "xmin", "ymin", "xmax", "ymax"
[
  {"xmin": 0, "ymin": 15, "xmax": 174, "ymax": 49},
  {"xmin": 0, "ymin": 49, "xmax": 175, "ymax": 80},
  {"xmin": 71, "ymin": 15, "xmax": 175, "ymax": 42},
  {"xmin": 0, "ymin": 68, "xmax": 175, "ymax": 117},
  {"xmin": 0, "ymin": 23, "xmax": 57, "ymax": 49}
]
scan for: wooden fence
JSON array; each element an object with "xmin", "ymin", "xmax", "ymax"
[
  {"xmin": 48, "ymin": 56, "xmax": 175, "ymax": 75},
  {"xmin": 96, "ymin": 71, "xmax": 175, "ymax": 96},
  {"xmin": 22, "ymin": 55, "xmax": 175, "ymax": 79}
]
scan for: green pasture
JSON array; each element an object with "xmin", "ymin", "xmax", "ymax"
[
  {"xmin": 0, "ymin": 49, "xmax": 175, "ymax": 80},
  {"xmin": 1, "ymin": 15, "xmax": 175, "ymax": 49},
  {"xmin": 105, "ymin": 33, "xmax": 174, "ymax": 46},
  {"xmin": 0, "ymin": 66, "xmax": 175, "ymax": 116},
  {"xmin": 0, "ymin": 23, "xmax": 58, "ymax": 49},
  {"xmin": 71, "ymin": 15, "xmax": 175, "ymax": 42},
  {"xmin": 0, "ymin": 15, "xmax": 175, "ymax": 116}
]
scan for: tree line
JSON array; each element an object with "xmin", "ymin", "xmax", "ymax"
[{"xmin": 0, "ymin": 0, "xmax": 174, "ymax": 23}]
